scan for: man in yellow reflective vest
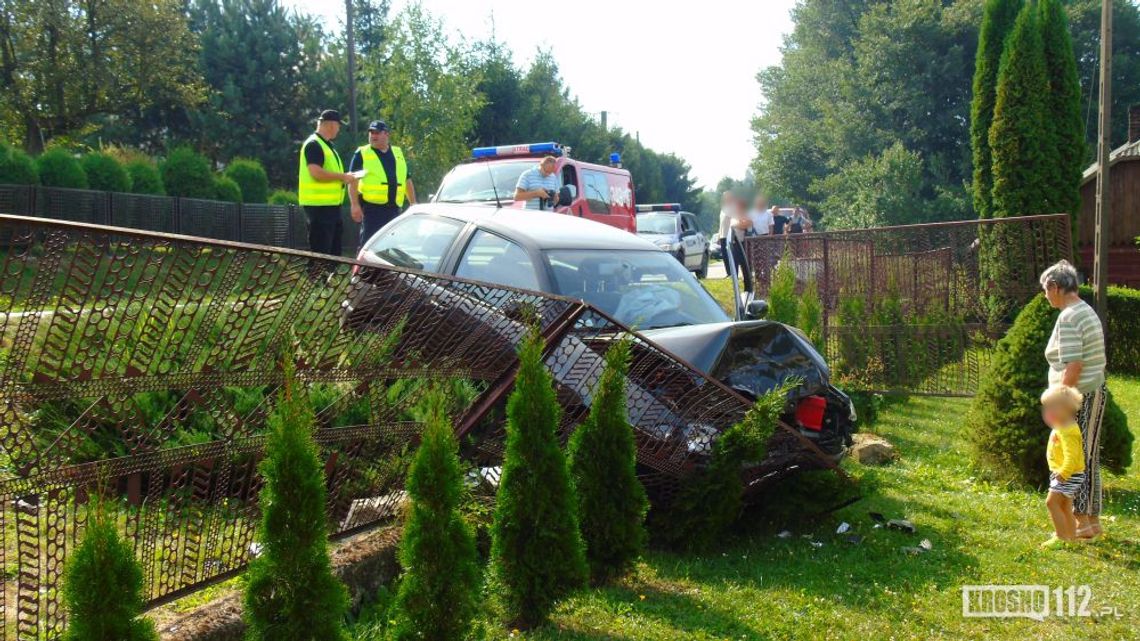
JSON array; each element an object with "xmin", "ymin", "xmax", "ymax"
[
  {"xmin": 298, "ymin": 109, "xmax": 358, "ymax": 256},
  {"xmin": 348, "ymin": 120, "xmax": 416, "ymax": 248}
]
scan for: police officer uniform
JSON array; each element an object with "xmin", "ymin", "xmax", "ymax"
[
  {"xmin": 298, "ymin": 109, "xmax": 347, "ymax": 256},
  {"xmin": 348, "ymin": 120, "xmax": 410, "ymax": 247}
]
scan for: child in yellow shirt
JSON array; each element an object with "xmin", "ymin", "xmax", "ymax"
[{"xmin": 1040, "ymin": 385, "xmax": 1086, "ymax": 548}]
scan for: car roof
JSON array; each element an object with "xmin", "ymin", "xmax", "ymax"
[{"xmin": 404, "ymin": 203, "xmax": 659, "ymax": 252}]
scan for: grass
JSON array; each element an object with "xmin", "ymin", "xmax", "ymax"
[{"xmin": 392, "ymin": 377, "xmax": 1131, "ymax": 640}]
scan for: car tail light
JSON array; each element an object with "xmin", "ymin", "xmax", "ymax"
[{"xmin": 795, "ymin": 395, "xmax": 827, "ymax": 432}]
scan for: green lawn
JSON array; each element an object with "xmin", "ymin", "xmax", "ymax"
[{"xmin": 497, "ymin": 377, "xmax": 1139, "ymax": 640}]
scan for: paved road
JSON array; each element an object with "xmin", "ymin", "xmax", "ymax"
[{"xmin": 705, "ymin": 259, "xmax": 726, "ymax": 280}]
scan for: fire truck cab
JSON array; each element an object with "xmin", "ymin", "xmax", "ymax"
[{"xmin": 431, "ymin": 142, "xmax": 637, "ymax": 233}]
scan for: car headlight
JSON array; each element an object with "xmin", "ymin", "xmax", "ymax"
[{"xmin": 656, "ymin": 241, "xmax": 680, "ymax": 252}]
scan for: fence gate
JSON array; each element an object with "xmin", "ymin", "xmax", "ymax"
[{"xmin": 744, "ymin": 214, "xmax": 1072, "ymax": 396}]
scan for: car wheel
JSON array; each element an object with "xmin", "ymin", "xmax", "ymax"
[{"xmin": 696, "ymin": 249, "xmax": 709, "ymax": 279}]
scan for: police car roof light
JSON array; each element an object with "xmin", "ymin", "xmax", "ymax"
[
  {"xmin": 635, "ymin": 203, "xmax": 681, "ymax": 213},
  {"xmin": 471, "ymin": 142, "xmax": 565, "ymax": 159}
]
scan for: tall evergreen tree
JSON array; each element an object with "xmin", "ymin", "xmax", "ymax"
[
  {"xmin": 490, "ymin": 326, "xmax": 587, "ymax": 629},
  {"xmin": 567, "ymin": 339, "xmax": 648, "ymax": 584},
  {"xmin": 244, "ymin": 363, "xmax": 349, "ymax": 641},
  {"xmin": 989, "ymin": 2, "xmax": 1050, "ymax": 219},
  {"xmin": 389, "ymin": 390, "xmax": 480, "ymax": 641},
  {"xmin": 970, "ymin": 0, "xmax": 1023, "ymax": 219},
  {"xmin": 1038, "ymin": 0, "xmax": 1085, "ymax": 231},
  {"xmin": 62, "ymin": 501, "xmax": 158, "ymax": 641}
]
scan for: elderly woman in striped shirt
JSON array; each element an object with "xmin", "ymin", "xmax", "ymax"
[{"xmin": 1040, "ymin": 260, "xmax": 1107, "ymax": 539}]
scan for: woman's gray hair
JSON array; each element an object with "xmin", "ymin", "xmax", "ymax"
[{"xmin": 1039, "ymin": 260, "xmax": 1081, "ymax": 293}]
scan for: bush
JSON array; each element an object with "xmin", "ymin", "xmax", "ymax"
[
  {"xmin": 81, "ymin": 152, "xmax": 131, "ymax": 193},
  {"xmin": 1081, "ymin": 286, "xmax": 1140, "ymax": 376},
  {"xmin": 62, "ymin": 502, "xmax": 158, "ymax": 641},
  {"xmin": 125, "ymin": 160, "xmax": 164, "ymax": 195},
  {"xmin": 268, "ymin": 189, "xmax": 298, "ymax": 205},
  {"xmin": 836, "ymin": 291, "xmax": 868, "ymax": 371},
  {"xmin": 652, "ymin": 383, "xmax": 793, "ymax": 550},
  {"xmin": 389, "ymin": 389, "xmax": 479, "ymax": 641},
  {"xmin": 797, "ymin": 277, "xmax": 823, "ymax": 346},
  {"xmin": 213, "ymin": 175, "xmax": 242, "ymax": 203},
  {"xmin": 768, "ymin": 247, "xmax": 797, "ymax": 325},
  {"xmin": 567, "ymin": 339, "xmax": 648, "ymax": 584},
  {"xmin": 37, "ymin": 148, "xmax": 89, "ymax": 189},
  {"xmin": 490, "ymin": 325, "xmax": 587, "ymax": 628},
  {"xmin": 224, "ymin": 158, "xmax": 269, "ymax": 204},
  {"xmin": 967, "ymin": 295, "xmax": 1132, "ymax": 486},
  {"xmin": 0, "ymin": 141, "xmax": 39, "ymax": 184},
  {"xmin": 161, "ymin": 147, "xmax": 215, "ymax": 199},
  {"xmin": 244, "ymin": 362, "xmax": 349, "ymax": 641}
]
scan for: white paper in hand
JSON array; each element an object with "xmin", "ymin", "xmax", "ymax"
[{"xmin": 351, "ymin": 170, "xmax": 368, "ymax": 179}]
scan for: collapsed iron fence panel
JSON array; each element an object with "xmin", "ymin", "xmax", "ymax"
[
  {"xmin": 744, "ymin": 214, "xmax": 1073, "ymax": 395},
  {"xmin": 0, "ymin": 215, "xmax": 820, "ymax": 640}
]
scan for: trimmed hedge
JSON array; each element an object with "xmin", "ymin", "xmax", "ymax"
[
  {"xmin": 0, "ymin": 142, "xmax": 39, "ymax": 184},
  {"xmin": 37, "ymin": 148, "xmax": 88, "ymax": 189},
  {"xmin": 268, "ymin": 189, "xmax": 298, "ymax": 205},
  {"xmin": 125, "ymin": 161, "xmax": 164, "ymax": 195},
  {"xmin": 161, "ymin": 148, "xmax": 214, "ymax": 199},
  {"xmin": 1081, "ymin": 286, "xmax": 1140, "ymax": 376},
  {"xmin": 213, "ymin": 175, "xmax": 242, "ymax": 203},
  {"xmin": 81, "ymin": 152, "xmax": 131, "ymax": 193},
  {"xmin": 224, "ymin": 158, "xmax": 269, "ymax": 204},
  {"xmin": 967, "ymin": 294, "xmax": 1133, "ymax": 486}
]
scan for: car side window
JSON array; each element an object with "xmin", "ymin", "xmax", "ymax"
[
  {"xmin": 361, "ymin": 215, "xmax": 463, "ymax": 272},
  {"xmin": 455, "ymin": 230, "xmax": 540, "ymax": 291},
  {"xmin": 582, "ymin": 170, "xmax": 611, "ymax": 214},
  {"xmin": 680, "ymin": 215, "xmax": 693, "ymax": 233}
]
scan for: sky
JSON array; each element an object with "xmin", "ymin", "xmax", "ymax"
[{"xmin": 285, "ymin": 0, "xmax": 797, "ymax": 188}]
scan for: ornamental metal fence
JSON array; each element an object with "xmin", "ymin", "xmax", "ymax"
[
  {"xmin": 744, "ymin": 214, "xmax": 1073, "ymax": 396},
  {"xmin": 0, "ymin": 215, "xmax": 830, "ymax": 640}
]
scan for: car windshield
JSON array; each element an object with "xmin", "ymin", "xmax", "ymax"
[
  {"xmin": 434, "ymin": 161, "xmax": 533, "ymax": 204},
  {"xmin": 545, "ymin": 249, "xmax": 729, "ymax": 330},
  {"xmin": 636, "ymin": 213, "xmax": 677, "ymax": 235}
]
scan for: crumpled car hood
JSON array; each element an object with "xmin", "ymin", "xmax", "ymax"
[{"xmin": 640, "ymin": 320, "xmax": 831, "ymax": 397}]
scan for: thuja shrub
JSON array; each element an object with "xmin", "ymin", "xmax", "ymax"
[
  {"xmin": 652, "ymin": 382, "xmax": 794, "ymax": 550},
  {"xmin": 568, "ymin": 338, "xmax": 648, "ymax": 584},
  {"xmin": 768, "ymin": 247, "xmax": 798, "ymax": 325},
  {"xmin": 81, "ymin": 152, "xmax": 131, "ymax": 193},
  {"xmin": 244, "ymin": 362, "xmax": 349, "ymax": 641},
  {"xmin": 490, "ymin": 325, "xmax": 587, "ymax": 628},
  {"xmin": 389, "ymin": 390, "xmax": 480, "ymax": 641},
  {"xmin": 0, "ymin": 141, "xmax": 39, "ymax": 184},
  {"xmin": 224, "ymin": 158, "xmax": 270, "ymax": 204},
  {"xmin": 797, "ymin": 277, "xmax": 823, "ymax": 346},
  {"xmin": 125, "ymin": 160, "xmax": 164, "ymax": 195},
  {"xmin": 967, "ymin": 295, "xmax": 1132, "ymax": 486},
  {"xmin": 161, "ymin": 147, "xmax": 214, "ymax": 199},
  {"xmin": 213, "ymin": 175, "xmax": 242, "ymax": 203},
  {"xmin": 62, "ymin": 501, "xmax": 157, "ymax": 641},
  {"xmin": 37, "ymin": 148, "xmax": 88, "ymax": 189}
]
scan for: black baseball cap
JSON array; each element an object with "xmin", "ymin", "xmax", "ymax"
[
  {"xmin": 317, "ymin": 109, "xmax": 344, "ymax": 123},
  {"xmin": 367, "ymin": 120, "xmax": 390, "ymax": 132}
]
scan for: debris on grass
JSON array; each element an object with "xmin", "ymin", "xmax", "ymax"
[
  {"xmin": 777, "ymin": 530, "xmax": 793, "ymax": 539},
  {"xmin": 836, "ymin": 522, "xmax": 851, "ymax": 534},
  {"xmin": 887, "ymin": 519, "xmax": 915, "ymax": 534}
]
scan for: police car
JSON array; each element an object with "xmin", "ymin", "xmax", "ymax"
[
  {"xmin": 635, "ymin": 203, "xmax": 710, "ymax": 278},
  {"xmin": 431, "ymin": 142, "xmax": 637, "ymax": 233}
]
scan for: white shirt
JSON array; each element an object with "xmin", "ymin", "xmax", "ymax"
[
  {"xmin": 718, "ymin": 209, "xmax": 746, "ymax": 242},
  {"xmin": 749, "ymin": 209, "xmax": 773, "ymax": 236}
]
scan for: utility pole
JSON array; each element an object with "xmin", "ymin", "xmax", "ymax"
[
  {"xmin": 346, "ymin": 0, "xmax": 358, "ymax": 138},
  {"xmin": 600, "ymin": 111, "xmax": 608, "ymax": 133},
  {"xmin": 1093, "ymin": 0, "xmax": 1112, "ymax": 318}
]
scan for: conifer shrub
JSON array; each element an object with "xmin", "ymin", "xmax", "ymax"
[
  {"xmin": 796, "ymin": 277, "xmax": 823, "ymax": 346},
  {"xmin": 81, "ymin": 152, "xmax": 131, "ymax": 193},
  {"xmin": 567, "ymin": 338, "xmax": 648, "ymax": 584},
  {"xmin": 244, "ymin": 362, "xmax": 349, "ymax": 641},
  {"xmin": 768, "ymin": 247, "xmax": 798, "ymax": 325},
  {"xmin": 268, "ymin": 189, "xmax": 298, "ymax": 205},
  {"xmin": 214, "ymin": 175, "xmax": 242, "ymax": 203},
  {"xmin": 1087, "ymin": 286, "xmax": 1140, "ymax": 376},
  {"xmin": 62, "ymin": 500, "xmax": 158, "ymax": 641},
  {"xmin": 37, "ymin": 148, "xmax": 89, "ymax": 189},
  {"xmin": 836, "ymin": 291, "xmax": 868, "ymax": 372},
  {"xmin": 225, "ymin": 158, "xmax": 270, "ymax": 204},
  {"xmin": 0, "ymin": 141, "xmax": 39, "ymax": 184},
  {"xmin": 967, "ymin": 295, "xmax": 1132, "ymax": 486},
  {"xmin": 652, "ymin": 383, "xmax": 794, "ymax": 550},
  {"xmin": 389, "ymin": 389, "xmax": 480, "ymax": 641},
  {"xmin": 970, "ymin": 0, "xmax": 1022, "ymax": 219},
  {"xmin": 125, "ymin": 160, "xmax": 164, "ymax": 195},
  {"xmin": 490, "ymin": 325, "xmax": 587, "ymax": 628},
  {"xmin": 161, "ymin": 147, "xmax": 215, "ymax": 199}
]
